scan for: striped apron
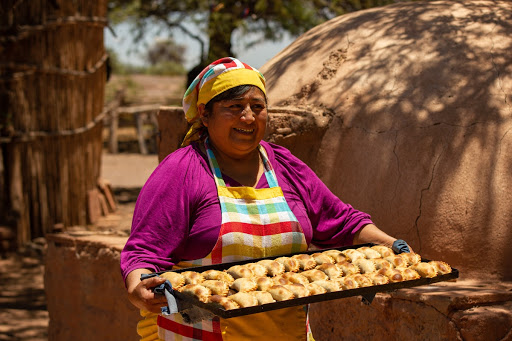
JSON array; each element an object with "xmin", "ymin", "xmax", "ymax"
[{"xmin": 138, "ymin": 139, "xmax": 312, "ymax": 340}]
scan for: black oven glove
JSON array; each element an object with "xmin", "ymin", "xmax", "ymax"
[{"xmin": 392, "ymin": 239, "xmax": 411, "ymax": 254}]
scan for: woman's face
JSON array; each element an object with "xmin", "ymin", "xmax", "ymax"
[{"xmin": 200, "ymin": 87, "xmax": 268, "ymax": 160}]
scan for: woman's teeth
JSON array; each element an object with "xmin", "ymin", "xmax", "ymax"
[{"xmin": 234, "ymin": 128, "xmax": 254, "ymax": 133}]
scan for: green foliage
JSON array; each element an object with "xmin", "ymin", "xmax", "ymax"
[{"xmin": 108, "ymin": 0, "xmax": 397, "ymax": 65}]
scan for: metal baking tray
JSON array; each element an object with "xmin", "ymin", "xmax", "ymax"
[{"xmin": 160, "ymin": 243, "xmax": 459, "ymax": 319}]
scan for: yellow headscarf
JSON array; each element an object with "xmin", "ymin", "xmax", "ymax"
[{"xmin": 181, "ymin": 57, "xmax": 266, "ymax": 146}]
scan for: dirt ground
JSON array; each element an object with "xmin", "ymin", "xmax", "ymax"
[{"xmin": 0, "ymin": 152, "xmax": 158, "ymax": 340}]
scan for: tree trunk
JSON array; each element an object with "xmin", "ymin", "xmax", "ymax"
[
  {"xmin": 207, "ymin": 11, "xmax": 237, "ymax": 62},
  {"xmin": 0, "ymin": 0, "xmax": 108, "ymax": 246}
]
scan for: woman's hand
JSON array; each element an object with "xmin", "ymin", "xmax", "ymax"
[
  {"xmin": 125, "ymin": 269, "xmax": 168, "ymax": 313},
  {"xmin": 353, "ymin": 224, "xmax": 413, "ymax": 253}
]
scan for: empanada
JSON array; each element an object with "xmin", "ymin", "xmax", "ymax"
[
  {"xmin": 266, "ymin": 285, "xmax": 295, "ymax": 301},
  {"xmin": 346, "ymin": 274, "xmax": 373, "ymax": 288},
  {"xmin": 257, "ymin": 259, "xmax": 285, "ymax": 276},
  {"xmin": 400, "ymin": 268, "xmax": 421, "ymax": 281},
  {"xmin": 357, "ymin": 246, "xmax": 382, "ymax": 259},
  {"xmin": 321, "ymin": 250, "xmax": 347, "ymax": 263},
  {"xmin": 311, "ymin": 253, "xmax": 334, "ymax": 265},
  {"xmin": 208, "ymin": 295, "xmax": 240, "ymax": 310},
  {"xmin": 335, "ymin": 276, "xmax": 359, "ymax": 290},
  {"xmin": 300, "ymin": 269, "xmax": 329, "ymax": 282},
  {"xmin": 272, "ymin": 274, "xmax": 291, "ymax": 286},
  {"xmin": 291, "ymin": 254, "xmax": 317, "ymax": 270},
  {"xmin": 282, "ymin": 272, "xmax": 310, "ymax": 286},
  {"xmin": 283, "ymin": 284, "xmax": 310, "ymax": 298},
  {"xmin": 371, "ymin": 245, "xmax": 394, "ymax": 258},
  {"xmin": 372, "ymin": 258, "xmax": 394, "ymax": 271},
  {"xmin": 250, "ymin": 291, "xmax": 275, "ymax": 305},
  {"xmin": 353, "ymin": 258, "xmax": 377, "ymax": 274},
  {"xmin": 399, "ymin": 252, "xmax": 422, "ymax": 266},
  {"xmin": 384, "ymin": 255, "xmax": 407, "ymax": 268},
  {"xmin": 336, "ymin": 261, "xmax": 361, "ymax": 276},
  {"xmin": 315, "ymin": 263, "xmax": 342, "ymax": 279},
  {"xmin": 230, "ymin": 278, "xmax": 258, "ymax": 292},
  {"xmin": 429, "ymin": 261, "xmax": 452, "ymax": 275},
  {"xmin": 228, "ymin": 292, "xmax": 259, "ymax": 307},
  {"xmin": 274, "ymin": 257, "xmax": 300, "ymax": 272},
  {"xmin": 181, "ymin": 271, "xmax": 205, "ymax": 285},
  {"xmin": 312, "ymin": 280, "xmax": 341, "ymax": 292},
  {"xmin": 179, "ymin": 284, "xmax": 211, "ymax": 303},
  {"xmin": 410, "ymin": 262, "xmax": 437, "ymax": 278},
  {"xmin": 226, "ymin": 265, "xmax": 253, "ymax": 279},
  {"xmin": 365, "ymin": 273, "xmax": 389, "ymax": 285},
  {"xmin": 254, "ymin": 276, "xmax": 274, "ymax": 291},
  {"xmin": 201, "ymin": 270, "xmax": 235, "ymax": 285},
  {"xmin": 245, "ymin": 263, "xmax": 268, "ymax": 277},
  {"xmin": 159, "ymin": 271, "xmax": 185, "ymax": 290},
  {"xmin": 341, "ymin": 249, "xmax": 366, "ymax": 262},
  {"xmin": 305, "ymin": 283, "xmax": 328, "ymax": 295},
  {"xmin": 201, "ymin": 280, "xmax": 229, "ymax": 296},
  {"xmin": 377, "ymin": 268, "xmax": 404, "ymax": 283}
]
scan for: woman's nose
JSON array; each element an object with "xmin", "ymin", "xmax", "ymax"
[{"xmin": 240, "ymin": 106, "xmax": 255, "ymax": 122}]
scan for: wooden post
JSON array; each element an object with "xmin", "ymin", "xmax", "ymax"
[{"xmin": 109, "ymin": 109, "xmax": 119, "ymax": 153}]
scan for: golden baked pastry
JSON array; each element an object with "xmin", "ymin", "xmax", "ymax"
[
  {"xmin": 371, "ymin": 245, "xmax": 394, "ymax": 258},
  {"xmin": 245, "ymin": 263, "xmax": 268, "ymax": 277},
  {"xmin": 274, "ymin": 257, "xmax": 300, "ymax": 272},
  {"xmin": 315, "ymin": 263, "xmax": 342, "ymax": 279},
  {"xmin": 228, "ymin": 292, "xmax": 259, "ymax": 307},
  {"xmin": 410, "ymin": 262, "xmax": 437, "ymax": 278},
  {"xmin": 399, "ymin": 252, "xmax": 422, "ymax": 266},
  {"xmin": 353, "ymin": 258, "xmax": 377, "ymax": 274},
  {"xmin": 230, "ymin": 278, "xmax": 258, "ymax": 292},
  {"xmin": 400, "ymin": 268, "xmax": 421, "ymax": 281},
  {"xmin": 300, "ymin": 269, "xmax": 329, "ymax": 282},
  {"xmin": 429, "ymin": 261, "xmax": 452, "ymax": 275},
  {"xmin": 208, "ymin": 295, "xmax": 240, "ymax": 310},
  {"xmin": 272, "ymin": 274, "xmax": 291, "ymax": 286},
  {"xmin": 335, "ymin": 276, "xmax": 359, "ymax": 290},
  {"xmin": 336, "ymin": 261, "xmax": 361, "ymax": 276},
  {"xmin": 179, "ymin": 284, "xmax": 211, "ymax": 303},
  {"xmin": 201, "ymin": 280, "xmax": 229, "ymax": 296},
  {"xmin": 250, "ymin": 291, "xmax": 276, "ymax": 305},
  {"xmin": 201, "ymin": 270, "xmax": 235, "ymax": 285},
  {"xmin": 372, "ymin": 258, "xmax": 394, "ymax": 271},
  {"xmin": 254, "ymin": 276, "xmax": 275, "ymax": 291},
  {"xmin": 312, "ymin": 280, "xmax": 341, "ymax": 292},
  {"xmin": 377, "ymin": 268, "xmax": 404, "ymax": 283},
  {"xmin": 384, "ymin": 255, "xmax": 407, "ymax": 268},
  {"xmin": 365, "ymin": 273, "xmax": 389, "ymax": 285},
  {"xmin": 282, "ymin": 272, "xmax": 310, "ymax": 286},
  {"xmin": 341, "ymin": 249, "xmax": 366, "ymax": 262},
  {"xmin": 357, "ymin": 246, "xmax": 382, "ymax": 259},
  {"xmin": 226, "ymin": 265, "xmax": 254, "ymax": 279},
  {"xmin": 321, "ymin": 250, "xmax": 347, "ymax": 263},
  {"xmin": 266, "ymin": 285, "xmax": 295, "ymax": 301},
  {"xmin": 181, "ymin": 271, "xmax": 205, "ymax": 285},
  {"xmin": 291, "ymin": 254, "xmax": 317, "ymax": 270},
  {"xmin": 347, "ymin": 274, "xmax": 373, "ymax": 288},
  {"xmin": 257, "ymin": 259, "xmax": 286, "ymax": 277},
  {"xmin": 311, "ymin": 253, "xmax": 334, "ymax": 265},
  {"xmin": 305, "ymin": 283, "xmax": 328, "ymax": 295},
  {"xmin": 283, "ymin": 284, "xmax": 310, "ymax": 298},
  {"xmin": 159, "ymin": 271, "xmax": 185, "ymax": 290}
]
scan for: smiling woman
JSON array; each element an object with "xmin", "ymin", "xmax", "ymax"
[{"xmin": 120, "ymin": 57, "xmax": 410, "ymax": 341}]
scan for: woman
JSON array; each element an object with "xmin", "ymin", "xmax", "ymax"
[{"xmin": 121, "ymin": 57, "xmax": 409, "ymax": 340}]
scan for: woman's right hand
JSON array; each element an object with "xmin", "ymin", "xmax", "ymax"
[{"xmin": 126, "ymin": 269, "xmax": 168, "ymax": 313}]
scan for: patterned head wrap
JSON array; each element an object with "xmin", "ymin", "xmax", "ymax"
[{"xmin": 181, "ymin": 57, "xmax": 266, "ymax": 146}]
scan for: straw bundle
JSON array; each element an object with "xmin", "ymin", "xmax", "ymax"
[{"xmin": 0, "ymin": 0, "xmax": 109, "ymax": 246}]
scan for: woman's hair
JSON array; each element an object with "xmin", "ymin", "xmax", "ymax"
[{"xmin": 199, "ymin": 85, "xmax": 267, "ymax": 139}]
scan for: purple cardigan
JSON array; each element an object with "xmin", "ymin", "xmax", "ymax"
[{"xmin": 120, "ymin": 141, "xmax": 373, "ymax": 280}]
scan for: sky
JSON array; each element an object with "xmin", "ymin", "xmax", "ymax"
[{"xmin": 104, "ymin": 22, "xmax": 296, "ymax": 70}]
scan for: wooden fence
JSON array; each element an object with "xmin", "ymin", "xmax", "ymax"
[{"xmin": 0, "ymin": 0, "xmax": 109, "ymax": 247}]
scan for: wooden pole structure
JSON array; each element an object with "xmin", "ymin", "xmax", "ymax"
[{"xmin": 0, "ymin": 0, "xmax": 109, "ymax": 246}]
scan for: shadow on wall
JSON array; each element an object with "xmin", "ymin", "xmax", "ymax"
[{"xmin": 261, "ymin": 1, "xmax": 512, "ymax": 280}]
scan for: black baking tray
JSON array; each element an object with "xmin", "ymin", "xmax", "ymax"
[{"xmin": 160, "ymin": 243, "xmax": 459, "ymax": 319}]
